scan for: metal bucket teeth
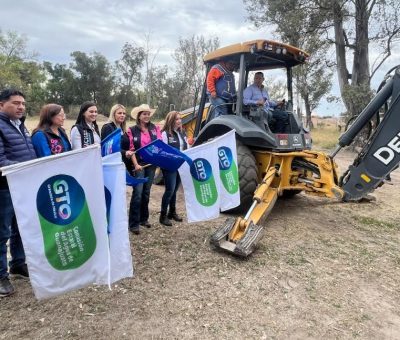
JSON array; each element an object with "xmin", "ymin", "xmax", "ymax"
[
  {"xmin": 234, "ymin": 221, "xmax": 264, "ymax": 257},
  {"xmin": 210, "ymin": 217, "xmax": 236, "ymax": 246},
  {"xmin": 210, "ymin": 218, "xmax": 264, "ymax": 257}
]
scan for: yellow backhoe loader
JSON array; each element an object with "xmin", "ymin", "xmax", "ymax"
[{"xmin": 181, "ymin": 39, "xmax": 399, "ymax": 257}]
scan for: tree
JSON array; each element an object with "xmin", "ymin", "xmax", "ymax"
[
  {"xmin": 115, "ymin": 42, "xmax": 145, "ymax": 106},
  {"xmin": 146, "ymin": 65, "xmax": 170, "ymax": 116},
  {"xmin": 116, "ymin": 42, "xmax": 145, "ymax": 87},
  {"xmin": 43, "ymin": 62, "xmax": 76, "ymax": 108},
  {"xmin": 0, "ymin": 30, "xmax": 36, "ymax": 65},
  {"xmin": 70, "ymin": 51, "xmax": 115, "ymax": 111},
  {"xmin": 244, "ymin": 0, "xmax": 333, "ymax": 127},
  {"xmin": 0, "ymin": 30, "xmax": 45, "ymax": 113},
  {"xmin": 244, "ymin": 0, "xmax": 400, "ymax": 118},
  {"xmin": 172, "ymin": 35, "xmax": 220, "ymax": 110},
  {"xmin": 142, "ymin": 32, "xmax": 162, "ymax": 106}
]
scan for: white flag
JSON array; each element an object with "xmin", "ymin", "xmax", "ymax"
[
  {"xmin": 178, "ymin": 140, "xmax": 220, "ymax": 222},
  {"xmin": 214, "ymin": 130, "xmax": 240, "ymax": 211},
  {"xmin": 102, "ymin": 153, "xmax": 134, "ymax": 284},
  {"xmin": 1, "ymin": 146, "xmax": 110, "ymax": 299}
]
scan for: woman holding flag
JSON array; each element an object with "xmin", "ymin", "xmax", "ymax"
[
  {"xmin": 121, "ymin": 104, "xmax": 161, "ymax": 235},
  {"xmin": 159, "ymin": 111, "xmax": 188, "ymax": 226},
  {"xmin": 100, "ymin": 104, "xmax": 127, "ymax": 140}
]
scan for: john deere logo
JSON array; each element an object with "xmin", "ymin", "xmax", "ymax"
[
  {"xmin": 218, "ymin": 146, "xmax": 239, "ymax": 194},
  {"xmin": 190, "ymin": 158, "xmax": 218, "ymax": 206},
  {"xmin": 37, "ymin": 175, "xmax": 96, "ymax": 270}
]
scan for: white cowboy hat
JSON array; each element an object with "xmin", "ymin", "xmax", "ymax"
[{"xmin": 130, "ymin": 104, "xmax": 156, "ymax": 120}]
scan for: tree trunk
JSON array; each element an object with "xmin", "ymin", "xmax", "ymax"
[
  {"xmin": 332, "ymin": 0, "xmax": 350, "ymax": 112},
  {"xmin": 351, "ymin": 0, "xmax": 370, "ymax": 87},
  {"xmin": 304, "ymin": 95, "xmax": 313, "ymax": 129}
]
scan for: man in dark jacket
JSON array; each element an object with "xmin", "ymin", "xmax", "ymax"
[{"xmin": 0, "ymin": 89, "xmax": 37, "ymax": 297}]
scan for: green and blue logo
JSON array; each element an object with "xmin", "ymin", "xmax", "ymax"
[
  {"xmin": 218, "ymin": 147, "xmax": 239, "ymax": 194},
  {"xmin": 190, "ymin": 158, "xmax": 218, "ymax": 206},
  {"xmin": 36, "ymin": 175, "xmax": 96, "ymax": 270}
]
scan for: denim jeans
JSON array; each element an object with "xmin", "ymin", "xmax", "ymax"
[
  {"xmin": 0, "ymin": 189, "xmax": 25, "ymax": 279},
  {"xmin": 161, "ymin": 170, "xmax": 181, "ymax": 214},
  {"xmin": 271, "ymin": 109, "xmax": 289, "ymax": 133},
  {"xmin": 208, "ymin": 96, "xmax": 229, "ymax": 120},
  {"xmin": 128, "ymin": 166, "xmax": 156, "ymax": 230}
]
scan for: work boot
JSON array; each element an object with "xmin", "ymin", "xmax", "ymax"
[
  {"xmin": 0, "ymin": 277, "xmax": 15, "ymax": 297},
  {"xmin": 159, "ymin": 212, "xmax": 172, "ymax": 226},
  {"xmin": 140, "ymin": 221, "xmax": 152, "ymax": 228},
  {"xmin": 168, "ymin": 209, "xmax": 183, "ymax": 222}
]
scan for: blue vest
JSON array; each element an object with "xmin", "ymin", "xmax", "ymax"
[{"xmin": 212, "ymin": 64, "xmax": 236, "ymax": 101}]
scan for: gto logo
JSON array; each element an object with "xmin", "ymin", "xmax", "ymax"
[
  {"xmin": 373, "ymin": 132, "xmax": 400, "ymax": 165},
  {"xmin": 194, "ymin": 160, "xmax": 207, "ymax": 180},
  {"xmin": 53, "ymin": 180, "xmax": 72, "ymax": 219},
  {"xmin": 218, "ymin": 149, "xmax": 230, "ymax": 168}
]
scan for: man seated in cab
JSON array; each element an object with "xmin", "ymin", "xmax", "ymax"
[{"xmin": 243, "ymin": 71, "xmax": 288, "ymax": 133}]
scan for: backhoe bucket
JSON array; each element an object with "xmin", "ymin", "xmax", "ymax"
[{"xmin": 210, "ymin": 217, "xmax": 264, "ymax": 257}]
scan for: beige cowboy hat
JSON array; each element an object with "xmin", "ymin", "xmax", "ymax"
[{"xmin": 130, "ymin": 104, "xmax": 156, "ymax": 120}]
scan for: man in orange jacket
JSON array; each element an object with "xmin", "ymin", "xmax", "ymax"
[{"xmin": 206, "ymin": 59, "xmax": 237, "ymax": 120}]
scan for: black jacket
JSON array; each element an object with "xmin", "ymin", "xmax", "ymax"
[
  {"xmin": 101, "ymin": 122, "xmax": 117, "ymax": 140},
  {"xmin": 0, "ymin": 113, "xmax": 37, "ymax": 189}
]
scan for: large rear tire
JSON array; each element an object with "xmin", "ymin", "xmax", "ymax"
[{"xmin": 228, "ymin": 140, "xmax": 258, "ymax": 212}]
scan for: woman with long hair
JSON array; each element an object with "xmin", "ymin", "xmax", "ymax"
[
  {"xmin": 70, "ymin": 101, "xmax": 100, "ymax": 149},
  {"xmin": 101, "ymin": 104, "xmax": 127, "ymax": 140},
  {"xmin": 31, "ymin": 104, "xmax": 71, "ymax": 157},
  {"xmin": 121, "ymin": 104, "xmax": 161, "ymax": 235},
  {"xmin": 159, "ymin": 111, "xmax": 187, "ymax": 226}
]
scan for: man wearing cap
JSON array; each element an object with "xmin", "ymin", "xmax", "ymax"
[
  {"xmin": 206, "ymin": 59, "xmax": 237, "ymax": 120},
  {"xmin": 121, "ymin": 104, "xmax": 162, "ymax": 235}
]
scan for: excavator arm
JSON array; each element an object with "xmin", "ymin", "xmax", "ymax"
[
  {"xmin": 210, "ymin": 150, "xmax": 344, "ymax": 256},
  {"xmin": 332, "ymin": 66, "xmax": 400, "ymax": 201},
  {"xmin": 210, "ymin": 66, "xmax": 400, "ymax": 257}
]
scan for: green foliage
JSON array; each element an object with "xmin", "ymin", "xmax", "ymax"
[
  {"xmin": 69, "ymin": 51, "xmax": 115, "ymax": 111},
  {"xmin": 0, "ymin": 30, "xmax": 45, "ymax": 113},
  {"xmin": 172, "ymin": 35, "xmax": 220, "ymax": 110},
  {"xmin": 116, "ymin": 42, "xmax": 145, "ymax": 87},
  {"xmin": 244, "ymin": 0, "xmax": 400, "ymax": 119},
  {"xmin": 342, "ymin": 83, "xmax": 374, "ymax": 117},
  {"xmin": 0, "ymin": 30, "xmax": 222, "ymax": 115},
  {"xmin": 43, "ymin": 62, "xmax": 76, "ymax": 108},
  {"xmin": 244, "ymin": 0, "xmax": 333, "ymax": 127}
]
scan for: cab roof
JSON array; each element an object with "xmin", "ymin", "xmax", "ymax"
[{"xmin": 203, "ymin": 39, "xmax": 309, "ymax": 69}]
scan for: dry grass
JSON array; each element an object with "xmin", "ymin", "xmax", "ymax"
[
  {"xmin": 311, "ymin": 124, "xmax": 341, "ymax": 151},
  {"xmin": 25, "ymin": 117, "xmax": 109, "ymax": 134}
]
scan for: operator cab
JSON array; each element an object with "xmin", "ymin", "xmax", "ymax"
[{"xmin": 194, "ymin": 40, "xmax": 312, "ymax": 152}]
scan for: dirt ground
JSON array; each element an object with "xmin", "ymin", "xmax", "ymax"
[{"xmin": 1, "ymin": 150, "xmax": 399, "ymax": 339}]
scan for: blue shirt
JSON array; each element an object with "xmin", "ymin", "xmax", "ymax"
[
  {"xmin": 31, "ymin": 130, "xmax": 71, "ymax": 157},
  {"xmin": 243, "ymin": 83, "xmax": 277, "ymax": 110}
]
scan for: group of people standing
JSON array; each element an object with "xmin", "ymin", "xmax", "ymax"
[{"xmin": 0, "ymin": 87, "xmax": 187, "ymax": 297}]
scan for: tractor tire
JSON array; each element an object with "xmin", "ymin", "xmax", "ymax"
[{"xmin": 227, "ymin": 140, "xmax": 258, "ymax": 212}]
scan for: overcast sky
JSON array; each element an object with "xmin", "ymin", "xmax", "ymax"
[{"xmin": 2, "ymin": 0, "xmax": 399, "ymax": 116}]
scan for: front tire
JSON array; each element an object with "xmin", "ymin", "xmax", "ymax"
[{"xmin": 229, "ymin": 140, "xmax": 258, "ymax": 212}]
